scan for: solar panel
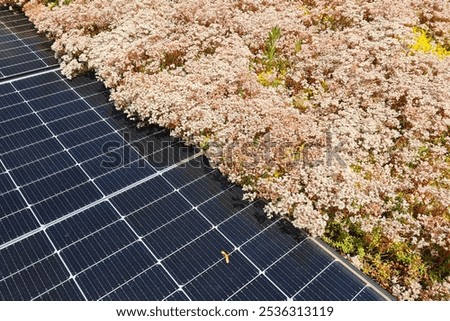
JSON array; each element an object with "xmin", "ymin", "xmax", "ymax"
[
  {"xmin": 0, "ymin": 8, "xmax": 57, "ymax": 80},
  {"xmin": 0, "ymin": 8, "xmax": 393, "ymax": 301}
]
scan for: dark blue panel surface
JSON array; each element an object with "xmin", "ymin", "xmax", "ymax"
[
  {"xmin": 81, "ymin": 145, "xmax": 139, "ymax": 178},
  {"xmin": 0, "ymin": 113, "xmax": 42, "ymax": 137},
  {"xmin": 164, "ymin": 290, "xmax": 190, "ymax": 301},
  {"xmin": 0, "ymin": 52, "xmax": 37, "ymax": 67},
  {"xmin": 184, "ymin": 251, "xmax": 259, "ymax": 301},
  {"xmin": 84, "ymin": 90, "xmax": 110, "ymax": 106},
  {"xmin": 47, "ymin": 202, "xmax": 120, "ymax": 249},
  {"xmin": 0, "ymin": 92, "xmax": 22, "ymax": 107},
  {"xmin": 47, "ymin": 110, "xmax": 102, "ymax": 135},
  {"xmin": 1, "ymin": 137, "xmax": 63, "ymax": 169},
  {"xmin": 218, "ymin": 202, "xmax": 273, "ymax": 246},
  {"xmin": 103, "ymin": 265, "xmax": 178, "ymax": 301},
  {"xmin": 240, "ymin": 221, "xmax": 305, "ymax": 270},
  {"xmin": 72, "ymin": 81, "xmax": 106, "ymax": 98},
  {"xmin": 1, "ymin": 59, "xmax": 46, "ymax": 77},
  {"xmin": 266, "ymin": 239, "xmax": 334, "ymax": 298},
  {"xmin": 28, "ymin": 90, "xmax": 79, "ymax": 111},
  {"xmin": 0, "ymin": 190, "xmax": 27, "ymax": 218},
  {"xmin": 0, "ymin": 125, "xmax": 53, "ymax": 154},
  {"xmin": 143, "ymin": 209, "xmax": 212, "ymax": 259},
  {"xmin": 0, "ymin": 83, "xmax": 14, "ymax": 95},
  {"xmin": 0, "ymin": 45, "xmax": 30, "ymax": 57},
  {"xmin": 197, "ymin": 186, "xmax": 247, "ymax": 225},
  {"xmin": 0, "ymin": 209, "xmax": 40, "ymax": 245},
  {"xmin": 77, "ymin": 242, "xmax": 156, "ymax": 300},
  {"xmin": 0, "ymin": 254, "xmax": 69, "ymax": 301},
  {"xmin": 0, "ymin": 33, "xmax": 16, "ymax": 42},
  {"xmin": 126, "ymin": 192, "xmax": 192, "ymax": 237},
  {"xmin": 20, "ymin": 81, "xmax": 70, "ymax": 100},
  {"xmin": 229, "ymin": 275, "xmax": 287, "ymax": 301},
  {"xmin": 38, "ymin": 100, "xmax": 91, "ymax": 122},
  {"xmin": 0, "ymin": 172, "xmax": 14, "ymax": 194},
  {"xmin": 10, "ymin": 151, "xmax": 75, "ymax": 186},
  {"xmin": 61, "ymin": 221, "xmax": 137, "ymax": 274},
  {"xmin": 32, "ymin": 182, "xmax": 103, "ymax": 224},
  {"xmin": 94, "ymin": 161, "xmax": 156, "ymax": 195},
  {"xmin": 110, "ymin": 176, "xmax": 174, "ymax": 216},
  {"xmin": 179, "ymin": 171, "xmax": 232, "ymax": 206},
  {"xmin": 70, "ymin": 132, "xmax": 124, "ymax": 163},
  {"xmin": 21, "ymin": 166, "xmax": 89, "ymax": 204},
  {"xmin": 1, "ymin": 102, "xmax": 33, "ymax": 122},
  {"xmin": 162, "ymin": 156, "xmax": 214, "ymax": 188},
  {"xmin": 58, "ymin": 121, "xmax": 114, "ymax": 148},
  {"xmin": 146, "ymin": 143, "xmax": 199, "ymax": 170},
  {"xmin": 127, "ymin": 128, "xmax": 178, "ymax": 154},
  {"xmin": 163, "ymin": 229, "xmax": 234, "ymax": 285},
  {"xmin": 294, "ymin": 262, "xmax": 365, "ymax": 301},
  {"xmin": 13, "ymin": 72, "xmax": 60, "ymax": 90},
  {"xmin": 0, "ymin": 232, "xmax": 52, "ymax": 279},
  {"xmin": 33, "ymin": 279, "xmax": 85, "ymax": 301}
]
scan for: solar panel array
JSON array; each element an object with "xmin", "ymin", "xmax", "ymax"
[
  {"xmin": 0, "ymin": 8, "xmax": 57, "ymax": 81},
  {"xmin": 0, "ymin": 7, "xmax": 392, "ymax": 301}
]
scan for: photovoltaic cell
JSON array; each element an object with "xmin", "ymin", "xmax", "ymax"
[
  {"xmin": 266, "ymin": 239, "xmax": 335, "ymax": 298},
  {"xmin": 0, "ymin": 255, "xmax": 69, "ymax": 301},
  {"xmin": 33, "ymin": 279, "xmax": 85, "ymax": 301},
  {"xmin": 229, "ymin": 275, "xmax": 288, "ymax": 301},
  {"xmin": 126, "ymin": 192, "xmax": 192, "ymax": 236},
  {"xmin": 293, "ymin": 261, "xmax": 365, "ymax": 301},
  {"xmin": 0, "ymin": 209, "xmax": 40, "ymax": 245},
  {"xmin": 143, "ymin": 209, "xmax": 213, "ymax": 259},
  {"xmin": 183, "ymin": 251, "xmax": 259, "ymax": 301},
  {"xmin": 76, "ymin": 242, "xmax": 156, "ymax": 301},
  {"xmin": 102, "ymin": 265, "xmax": 178, "ymax": 301},
  {"xmin": 0, "ymin": 8, "xmax": 391, "ymax": 302},
  {"xmin": 46, "ymin": 202, "xmax": 120, "ymax": 249},
  {"xmin": 0, "ymin": 10, "xmax": 57, "ymax": 80},
  {"xmin": 0, "ymin": 232, "xmax": 53, "ymax": 280}
]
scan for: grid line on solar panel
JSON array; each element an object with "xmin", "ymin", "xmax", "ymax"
[
  {"xmin": 3, "ymin": 139, "xmax": 188, "ymax": 210},
  {"xmin": 0, "ymin": 159, "xmax": 87, "ymax": 300},
  {"xmin": 54, "ymin": 184, "xmax": 256, "ymax": 298},
  {"xmin": 352, "ymin": 286, "xmax": 385, "ymax": 301},
  {"xmin": 227, "ymin": 240, "xmax": 312, "ymax": 300},
  {"xmin": 0, "ymin": 169, "xmax": 85, "ymax": 300},
  {"xmin": 101, "ymin": 264, "xmax": 180, "ymax": 301},
  {"xmin": 104, "ymin": 165, "xmax": 324, "ymax": 298},
  {"xmin": 0, "ymin": 81, "xmax": 103, "ymax": 119},
  {"xmin": 1, "ymin": 108, "xmax": 104, "ymax": 138},
  {"xmin": 0, "ymin": 54, "xmax": 46, "ymax": 71},
  {"xmin": 290, "ymin": 260, "xmax": 336, "ymax": 299},
  {"xmin": 0, "ymin": 151, "xmax": 202, "ymax": 252},
  {"xmin": 0, "ymin": 102, "xmax": 127, "ymax": 157},
  {"xmin": 0, "ymin": 37, "xmax": 49, "ymax": 52},
  {"xmin": 351, "ymin": 285, "xmax": 367, "ymax": 301},
  {"xmin": 32, "ymin": 279, "xmax": 85, "ymax": 301},
  {"xmin": 228, "ymin": 274, "xmax": 287, "ymax": 301},
  {"xmin": 0, "ymin": 20, "xmax": 55, "ymax": 81},
  {"xmin": 44, "ymin": 195, "xmax": 188, "ymax": 300},
  {"xmin": 164, "ymin": 220, "xmax": 279, "ymax": 284},
  {"xmin": 0, "ymin": 110, "xmax": 134, "ymax": 167}
]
